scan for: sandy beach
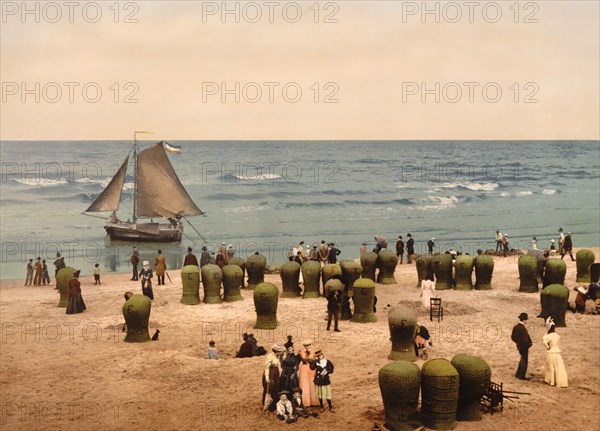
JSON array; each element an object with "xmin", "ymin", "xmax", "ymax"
[{"xmin": 1, "ymin": 248, "xmax": 598, "ymax": 431}]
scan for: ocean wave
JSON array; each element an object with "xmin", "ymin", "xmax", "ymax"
[
  {"xmin": 415, "ymin": 195, "xmax": 460, "ymax": 211},
  {"xmin": 542, "ymin": 189, "xmax": 557, "ymax": 195},
  {"xmin": 438, "ymin": 181, "xmax": 499, "ymax": 191},
  {"xmin": 516, "ymin": 191, "xmax": 533, "ymax": 196},
  {"xmin": 11, "ymin": 178, "xmax": 69, "ymax": 186},
  {"xmin": 499, "ymin": 192, "xmax": 510, "ymax": 198},
  {"xmin": 223, "ymin": 173, "xmax": 283, "ymax": 182}
]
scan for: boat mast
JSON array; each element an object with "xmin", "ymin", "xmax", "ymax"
[{"xmin": 132, "ymin": 131, "xmax": 138, "ymax": 223}]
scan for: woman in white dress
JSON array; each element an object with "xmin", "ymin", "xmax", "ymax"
[
  {"xmin": 542, "ymin": 317, "xmax": 568, "ymax": 388},
  {"xmin": 421, "ymin": 278, "xmax": 436, "ymax": 309}
]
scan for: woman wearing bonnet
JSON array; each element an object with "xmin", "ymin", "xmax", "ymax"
[{"xmin": 542, "ymin": 316, "xmax": 568, "ymax": 388}]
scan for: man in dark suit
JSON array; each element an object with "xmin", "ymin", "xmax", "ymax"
[{"xmin": 511, "ymin": 312, "xmax": 533, "ymax": 380}]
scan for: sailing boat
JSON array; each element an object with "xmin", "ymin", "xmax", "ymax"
[{"xmin": 84, "ymin": 132, "xmax": 204, "ymax": 242}]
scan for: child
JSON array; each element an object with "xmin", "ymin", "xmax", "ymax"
[
  {"xmin": 276, "ymin": 391, "xmax": 297, "ymax": 423},
  {"xmin": 93, "ymin": 263, "xmax": 101, "ymax": 285},
  {"xmin": 206, "ymin": 340, "xmax": 219, "ymax": 359}
]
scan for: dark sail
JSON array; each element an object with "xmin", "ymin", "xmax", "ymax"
[
  {"xmin": 85, "ymin": 156, "xmax": 129, "ymax": 213},
  {"xmin": 136, "ymin": 143, "xmax": 203, "ymax": 218}
]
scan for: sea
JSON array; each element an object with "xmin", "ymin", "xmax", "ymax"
[{"xmin": 1, "ymin": 140, "xmax": 599, "ymax": 281}]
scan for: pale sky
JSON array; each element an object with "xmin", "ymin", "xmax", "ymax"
[{"xmin": 1, "ymin": 0, "xmax": 599, "ymax": 140}]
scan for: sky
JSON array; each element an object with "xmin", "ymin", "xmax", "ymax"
[{"xmin": 1, "ymin": 0, "xmax": 599, "ymax": 140}]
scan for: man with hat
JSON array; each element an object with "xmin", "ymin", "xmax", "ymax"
[
  {"xmin": 25, "ymin": 258, "xmax": 34, "ymax": 286},
  {"xmin": 427, "ymin": 238, "xmax": 435, "ymax": 254},
  {"xmin": 319, "ymin": 240, "xmax": 329, "ymax": 266},
  {"xmin": 263, "ymin": 344, "xmax": 285, "ymax": 412},
  {"xmin": 395, "ymin": 235, "xmax": 404, "ymax": 264},
  {"xmin": 199, "ymin": 246, "xmax": 210, "ymax": 268},
  {"xmin": 511, "ymin": 312, "xmax": 533, "ymax": 380},
  {"xmin": 184, "ymin": 246, "xmax": 199, "ymax": 267},
  {"xmin": 308, "ymin": 244, "xmax": 319, "ymax": 261},
  {"xmin": 53, "ymin": 252, "xmax": 66, "ymax": 278},
  {"xmin": 558, "ymin": 227, "xmax": 565, "ymax": 255},
  {"xmin": 310, "ymin": 349, "xmax": 335, "ymax": 413},
  {"xmin": 139, "ymin": 261, "xmax": 154, "ymax": 300},
  {"xmin": 327, "ymin": 242, "xmax": 341, "ymax": 264},
  {"xmin": 406, "ymin": 233, "xmax": 415, "ymax": 263},
  {"xmin": 560, "ymin": 232, "xmax": 574, "ymax": 261},
  {"xmin": 130, "ymin": 246, "xmax": 139, "ymax": 281}
]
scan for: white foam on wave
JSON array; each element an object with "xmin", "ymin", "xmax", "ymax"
[
  {"xmin": 542, "ymin": 189, "xmax": 557, "ymax": 195},
  {"xmin": 438, "ymin": 181, "xmax": 499, "ymax": 191},
  {"xmin": 499, "ymin": 192, "xmax": 510, "ymax": 198},
  {"xmin": 416, "ymin": 195, "xmax": 459, "ymax": 211},
  {"xmin": 12, "ymin": 178, "xmax": 69, "ymax": 186},
  {"xmin": 234, "ymin": 173, "xmax": 282, "ymax": 181},
  {"xmin": 516, "ymin": 191, "xmax": 533, "ymax": 196}
]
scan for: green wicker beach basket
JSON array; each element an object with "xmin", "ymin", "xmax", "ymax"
[
  {"xmin": 222, "ymin": 264, "xmax": 243, "ymax": 302},
  {"xmin": 377, "ymin": 250, "xmax": 398, "ymax": 284},
  {"xmin": 576, "ymin": 249, "xmax": 596, "ymax": 282},
  {"xmin": 451, "ymin": 354, "xmax": 491, "ymax": 421},
  {"xmin": 388, "ymin": 306, "xmax": 418, "ymax": 362},
  {"xmin": 254, "ymin": 282, "xmax": 278, "ymax": 329},
  {"xmin": 421, "ymin": 358, "xmax": 460, "ymax": 430},
  {"xmin": 416, "ymin": 255, "xmax": 434, "ymax": 288},
  {"xmin": 181, "ymin": 264, "xmax": 200, "ymax": 305},
  {"xmin": 543, "ymin": 259, "xmax": 566, "ymax": 288},
  {"xmin": 280, "ymin": 261, "xmax": 301, "ymax": 298},
  {"xmin": 246, "ymin": 254, "xmax": 266, "ymax": 290},
  {"xmin": 350, "ymin": 278, "xmax": 377, "ymax": 323},
  {"xmin": 454, "ymin": 255, "xmax": 474, "ymax": 290},
  {"xmin": 301, "ymin": 261, "xmax": 321, "ymax": 298},
  {"xmin": 322, "ymin": 263, "xmax": 342, "ymax": 296},
  {"xmin": 201, "ymin": 264, "xmax": 223, "ymax": 304},
  {"xmin": 539, "ymin": 284, "xmax": 569, "ymax": 327},
  {"xmin": 56, "ymin": 267, "xmax": 76, "ymax": 307},
  {"xmin": 340, "ymin": 259, "xmax": 362, "ymax": 320},
  {"xmin": 123, "ymin": 294, "xmax": 151, "ymax": 343},
  {"xmin": 518, "ymin": 255, "xmax": 539, "ymax": 293},
  {"xmin": 379, "ymin": 361, "xmax": 422, "ymax": 431},
  {"xmin": 432, "ymin": 254, "xmax": 454, "ymax": 290},
  {"xmin": 360, "ymin": 252, "xmax": 378, "ymax": 281},
  {"xmin": 474, "ymin": 255, "xmax": 494, "ymax": 290},
  {"xmin": 228, "ymin": 257, "xmax": 246, "ymax": 288}
]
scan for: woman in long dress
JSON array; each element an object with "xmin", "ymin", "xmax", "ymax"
[
  {"xmin": 279, "ymin": 346, "xmax": 300, "ymax": 395},
  {"xmin": 421, "ymin": 278, "xmax": 436, "ymax": 309},
  {"xmin": 66, "ymin": 270, "xmax": 86, "ymax": 314},
  {"xmin": 542, "ymin": 317, "xmax": 568, "ymax": 388},
  {"xmin": 298, "ymin": 340, "xmax": 319, "ymax": 407}
]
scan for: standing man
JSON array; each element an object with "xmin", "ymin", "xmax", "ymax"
[
  {"xmin": 25, "ymin": 258, "xmax": 34, "ymax": 286},
  {"xmin": 319, "ymin": 240, "xmax": 329, "ymax": 266},
  {"xmin": 33, "ymin": 257, "xmax": 42, "ymax": 286},
  {"xmin": 199, "ymin": 246, "xmax": 210, "ymax": 267},
  {"xmin": 183, "ymin": 246, "xmax": 199, "ymax": 267},
  {"xmin": 427, "ymin": 238, "xmax": 435, "ymax": 254},
  {"xmin": 130, "ymin": 246, "xmax": 139, "ymax": 281},
  {"xmin": 327, "ymin": 243, "xmax": 341, "ymax": 264},
  {"xmin": 558, "ymin": 227, "xmax": 565, "ymax": 255},
  {"xmin": 308, "ymin": 244, "xmax": 319, "ymax": 261},
  {"xmin": 561, "ymin": 232, "xmax": 575, "ymax": 261},
  {"xmin": 310, "ymin": 349, "xmax": 335, "ymax": 413},
  {"xmin": 511, "ymin": 312, "xmax": 533, "ymax": 380},
  {"xmin": 406, "ymin": 234, "xmax": 415, "ymax": 263},
  {"xmin": 218, "ymin": 243, "xmax": 229, "ymax": 266},
  {"xmin": 395, "ymin": 235, "xmax": 404, "ymax": 264},
  {"xmin": 495, "ymin": 230, "xmax": 502, "ymax": 252},
  {"xmin": 502, "ymin": 234, "xmax": 509, "ymax": 257},
  {"xmin": 326, "ymin": 290, "xmax": 341, "ymax": 332},
  {"xmin": 53, "ymin": 252, "xmax": 66, "ymax": 278},
  {"xmin": 155, "ymin": 250, "xmax": 166, "ymax": 285}
]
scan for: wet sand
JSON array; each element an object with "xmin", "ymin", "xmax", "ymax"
[{"xmin": 1, "ymin": 248, "xmax": 599, "ymax": 431}]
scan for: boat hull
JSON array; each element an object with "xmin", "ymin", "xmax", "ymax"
[{"xmin": 105, "ymin": 221, "xmax": 182, "ymax": 242}]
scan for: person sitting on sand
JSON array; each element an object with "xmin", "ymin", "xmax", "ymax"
[
  {"xmin": 206, "ymin": 340, "xmax": 219, "ymax": 359},
  {"xmin": 276, "ymin": 391, "xmax": 297, "ymax": 423},
  {"xmin": 414, "ymin": 324, "xmax": 433, "ymax": 360},
  {"xmin": 569, "ymin": 286, "xmax": 589, "ymax": 314}
]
